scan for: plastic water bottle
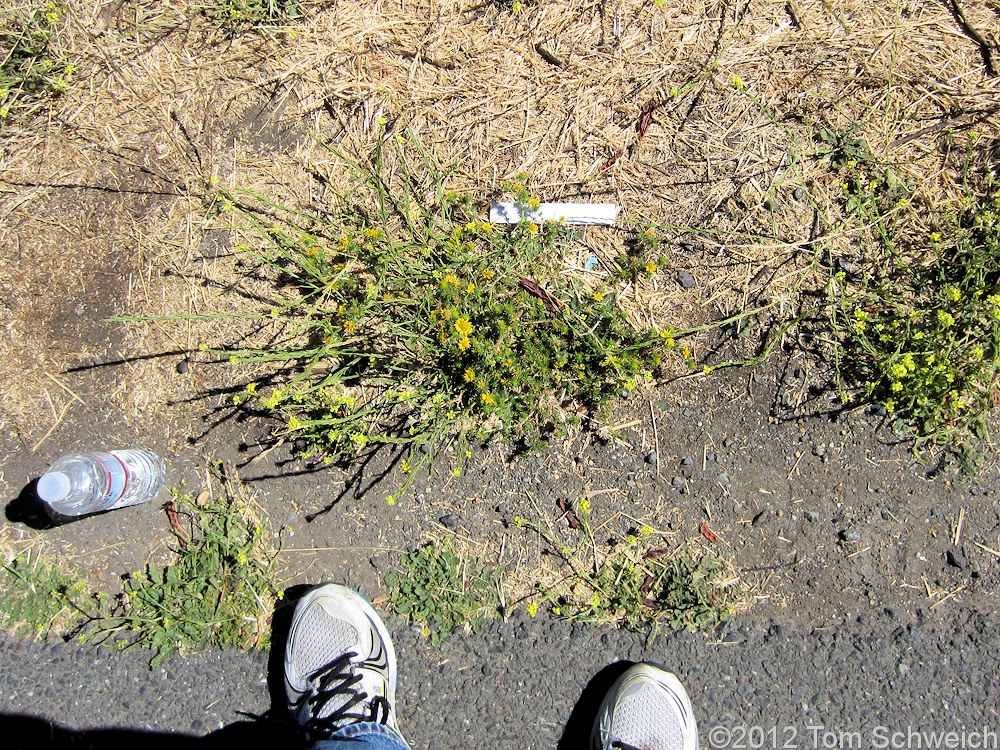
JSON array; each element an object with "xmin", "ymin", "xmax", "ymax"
[{"xmin": 36, "ymin": 450, "xmax": 166, "ymax": 518}]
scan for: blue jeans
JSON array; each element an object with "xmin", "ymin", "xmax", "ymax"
[{"xmin": 311, "ymin": 722, "xmax": 411, "ymax": 750}]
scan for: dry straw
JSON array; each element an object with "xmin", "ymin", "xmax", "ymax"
[{"xmin": 0, "ymin": 0, "xmax": 997, "ymax": 437}]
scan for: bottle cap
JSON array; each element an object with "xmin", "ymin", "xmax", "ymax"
[{"xmin": 37, "ymin": 471, "xmax": 72, "ymax": 503}]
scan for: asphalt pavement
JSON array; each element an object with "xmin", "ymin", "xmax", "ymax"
[{"xmin": 0, "ymin": 601, "xmax": 995, "ymax": 750}]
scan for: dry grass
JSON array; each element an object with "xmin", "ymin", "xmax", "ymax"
[{"xmin": 1, "ymin": 0, "xmax": 998, "ymax": 441}]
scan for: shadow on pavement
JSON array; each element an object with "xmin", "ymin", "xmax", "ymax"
[
  {"xmin": 4, "ymin": 480, "xmax": 56, "ymax": 530},
  {"xmin": 557, "ymin": 659, "xmax": 634, "ymax": 750},
  {"xmin": 2, "ymin": 714, "xmax": 300, "ymax": 749}
]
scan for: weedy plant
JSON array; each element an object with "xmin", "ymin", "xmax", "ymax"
[
  {"xmin": 86, "ymin": 469, "xmax": 282, "ymax": 667},
  {"xmin": 200, "ymin": 0, "xmax": 302, "ymax": 31},
  {"xmin": 825, "ymin": 130, "xmax": 1000, "ymax": 468},
  {"xmin": 384, "ymin": 539, "xmax": 502, "ymax": 645},
  {"xmin": 0, "ymin": 548, "xmax": 89, "ymax": 639},
  {"xmin": 212, "ymin": 128, "xmax": 668, "ymax": 497},
  {"xmin": 0, "ymin": 1, "xmax": 73, "ymax": 123},
  {"xmin": 514, "ymin": 500, "xmax": 745, "ymax": 637}
]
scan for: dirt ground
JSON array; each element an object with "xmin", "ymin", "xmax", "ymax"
[{"xmin": 1, "ymin": 0, "xmax": 999, "ymax": 632}]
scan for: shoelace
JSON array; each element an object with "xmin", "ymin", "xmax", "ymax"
[
  {"xmin": 611, "ymin": 741, "xmax": 645, "ymax": 750},
  {"xmin": 296, "ymin": 651, "xmax": 392, "ymax": 737}
]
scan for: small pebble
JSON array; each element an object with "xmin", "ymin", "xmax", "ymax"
[
  {"xmin": 644, "ymin": 452, "xmax": 657, "ymax": 465},
  {"xmin": 677, "ymin": 270, "xmax": 696, "ymax": 289},
  {"xmin": 793, "ymin": 186, "xmax": 805, "ymax": 201},
  {"xmin": 439, "ymin": 514, "xmax": 458, "ymax": 529},
  {"xmin": 176, "ymin": 358, "xmax": 190, "ymax": 374},
  {"xmin": 946, "ymin": 548, "xmax": 968, "ymax": 570},
  {"xmin": 681, "ymin": 456, "xmax": 694, "ymax": 466},
  {"xmin": 804, "ymin": 510, "xmax": 820, "ymax": 522},
  {"xmin": 752, "ymin": 510, "xmax": 771, "ymax": 527},
  {"xmin": 717, "ymin": 471, "xmax": 730, "ymax": 486},
  {"xmin": 671, "ymin": 476, "xmax": 686, "ymax": 489},
  {"xmin": 839, "ymin": 529, "xmax": 861, "ymax": 543}
]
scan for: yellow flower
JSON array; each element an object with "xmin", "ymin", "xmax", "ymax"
[
  {"xmin": 466, "ymin": 282, "xmax": 476, "ymax": 294},
  {"xmin": 526, "ymin": 602, "xmax": 539, "ymax": 618},
  {"xmin": 528, "ymin": 223, "xmax": 539, "ymax": 234},
  {"xmin": 443, "ymin": 273, "xmax": 460, "ymax": 286},
  {"xmin": 578, "ymin": 498, "xmax": 591, "ymax": 514},
  {"xmin": 483, "ymin": 269, "xmax": 495, "ymax": 279},
  {"xmin": 592, "ymin": 291, "xmax": 604, "ymax": 302},
  {"xmin": 732, "ymin": 74, "xmax": 745, "ymax": 91},
  {"xmin": 481, "ymin": 392, "xmax": 497, "ymax": 406},
  {"xmin": 339, "ymin": 236, "xmax": 351, "ymax": 251},
  {"xmin": 464, "ymin": 368, "xmax": 476, "ymax": 382},
  {"xmin": 937, "ymin": 310, "xmax": 955, "ymax": 327},
  {"xmin": 884, "ymin": 398, "xmax": 895, "ymax": 412},
  {"xmin": 945, "ymin": 286, "xmax": 961, "ymax": 302},
  {"xmin": 386, "ymin": 494, "xmax": 397, "ymax": 506},
  {"xmin": 528, "ymin": 197, "xmax": 541, "ymax": 209},
  {"xmin": 287, "ymin": 415, "xmax": 303, "ymax": 430},
  {"xmin": 458, "ymin": 336, "xmax": 471, "ymax": 351},
  {"xmin": 645, "ymin": 260, "xmax": 658, "ymax": 274},
  {"xmin": 455, "ymin": 318, "xmax": 474, "ymax": 336},
  {"xmin": 343, "ymin": 320, "xmax": 357, "ymax": 334}
]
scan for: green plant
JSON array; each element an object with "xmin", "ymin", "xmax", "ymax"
[
  {"xmin": 88, "ymin": 470, "xmax": 282, "ymax": 667},
  {"xmin": 615, "ymin": 228, "xmax": 668, "ymax": 283},
  {"xmin": 0, "ymin": 549, "xmax": 89, "ymax": 639},
  {"xmin": 0, "ymin": 2, "xmax": 73, "ymax": 122},
  {"xmin": 206, "ymin": 129, "xmax": 667, "ymax": 496},
  {"xmin": 201, "ymin": 0, "xmax": 302, "ymax": 32},
  {"xmin": 828, "ymin": 140, "xmax": 1000, "ymax": 465},
  {"xmin": 384, "ymin": 540, "xmax": 501, "ymax": 645},
  {"xmin": 514, "ymin": 501, "xmax": 745, "ymax": 637},
  {"xmin": 817, "ymin": 124, "xmax": 874, "ymax": 170}
]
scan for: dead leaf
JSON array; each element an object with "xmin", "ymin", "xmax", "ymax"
[
  {"xmin": 637, "ymin": 99, "xmax": 656, "ymax": 141},
  {"xmin": 643, "ymin": 546, "xmax": 671, "ymax": 560},
  {"xmin": 164, "ymin": 501, "xmax": 188, "ymax": 548},
  {"xmin": 556, "ymin": 496, "xmax": 582, "ymax": 530},
  {"xmin": 699, "ymin": 522, "xmax": 719, "ymax": 543},
  {"xmin": 519, "ymin": 277, "xmax": 563, "ymax": 314}
]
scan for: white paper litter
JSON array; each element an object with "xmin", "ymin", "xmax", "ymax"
[{"xmin": 489, "ymin": 202, "xmax": 619, "ymax": 226}]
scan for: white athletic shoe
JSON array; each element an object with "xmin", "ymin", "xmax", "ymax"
[
  {"xmin": 593, "ymin": 662, "xmax": 699, "ymax": 750},
  {"xmin": 284, "ymin": 584, "xmax": 400, "ymax": 742}
]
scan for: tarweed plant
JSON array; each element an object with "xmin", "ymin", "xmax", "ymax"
[
  {"xmin": 0, "ymin": 2, "xmax": 73, "ymax": 123},
  {"xmin": 514, "ymin": 501, "xmax": 745, "ymax": 637},
  {"xmin": 216, "ymin": 128, "xmax": 668, "ymax": 494},
  {"xmin": 828, "ymin": 132, "xmax": 1000, "ymax": 466},
  {"xmin": 384, "ymin": 539, "xmax": 501, "ymax": 645},
  {"xmin": 87, "ymin": 469, "xmax": 282, "ymax": 667}
]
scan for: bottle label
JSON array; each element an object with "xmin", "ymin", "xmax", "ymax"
[{"xmin": 93, "ymin": 453, "xmax": 129, "ymax": 511}]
